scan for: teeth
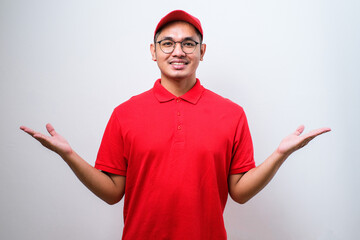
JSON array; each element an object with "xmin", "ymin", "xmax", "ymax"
[{"xmin": 172, "ymin": 62, "xmax": 185, "ymax": 65}]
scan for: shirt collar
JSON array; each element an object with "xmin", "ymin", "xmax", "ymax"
[{"xmin": 153, "ymin": 78, "xmax": 204, "ymax": 105}]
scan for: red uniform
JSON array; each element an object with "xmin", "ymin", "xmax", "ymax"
[{"xmin": 95, "ymin": 79, "xmax": 255, "ymax": 239}]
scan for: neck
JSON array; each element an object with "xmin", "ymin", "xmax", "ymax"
[{"xmin": 160, "ymin": 76, "xmax": 197, "ymax": 97}]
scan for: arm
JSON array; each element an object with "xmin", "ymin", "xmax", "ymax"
[
  {"xmin": 228, "ymin": 125, "xmax": 331, "ymax": 204},
  {"xmin": 20, "ymin": 124, "xmax": 125, "ymax": 205}
]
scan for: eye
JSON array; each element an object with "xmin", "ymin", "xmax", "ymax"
[
  {"xmin": 182, "ymin": 40, "xmax": 196, "ymax": 47},
  {"xmin": 161, "ymin": 40, "xmax": 174, "ymax": 47}
]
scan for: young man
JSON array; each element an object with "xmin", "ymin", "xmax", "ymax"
[{"xmin": 20, "ymin": 10, "xmax": 330, "ymax": 240}]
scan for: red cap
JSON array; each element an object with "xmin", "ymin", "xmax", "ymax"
[{"xmin": 154, "ymin": 10, "xmax": 203, "ymax": 39}]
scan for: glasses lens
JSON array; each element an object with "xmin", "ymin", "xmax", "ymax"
[
  {"xmin": 181, "ymin": 40, "xmax": 197, "ymax": 54},
  {"xmin": 160, "ymin": 40, "xmax": 174, "ymax": 54},
  {"xmin": 158, "ymin": 39, "xmax": 198, "ymax": 54}
]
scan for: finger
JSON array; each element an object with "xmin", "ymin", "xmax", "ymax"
[
  {"xmin": 32, "ymin": 133, "xmax": 53, "ymax": 148},
  {"xmin": 46, "ymin": 123, "xmax": 56, "ymax": 136},
  {"xmin": 300, "ymin": 136, "xmax": 314, "ymax": 147},
  {"xmin": 294, "ymin": 125, "xmax": 305, "ymax": 136},
  {"xmin": 33, "ymin": 132, "xmax": 48, "ymax": 140},
  {"xmin": 303, "ymin": 127, "xmax": 331, "ymax": 139},
  {"xmin": 20, "ymin": 126, "xmax": 37, "ymax": 137},
  {"xmin": 20, "ymin": 125, "xmax": 51, "ymax": 144}
]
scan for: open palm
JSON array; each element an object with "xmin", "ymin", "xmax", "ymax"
[
  {"xmin": 277, "ymin": 125, "xmax": 331, "ymax": 156},
  {"xmin": 20, "ymin": 123, "xmax": 72, "ymax": 157}
]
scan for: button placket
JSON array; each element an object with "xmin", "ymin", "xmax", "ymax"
[{"xmin": 174, "ymin": 98, "xmax": 185, "ymax": 143}]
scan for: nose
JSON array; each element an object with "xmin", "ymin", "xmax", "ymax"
[{"xmin": 172, "ymin": 42, "xmax": 186, "ymax": 57}]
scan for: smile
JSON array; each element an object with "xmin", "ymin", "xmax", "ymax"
[{"xmin": 171, "ymin": 62, "xmax": 187, "ymax": 65}]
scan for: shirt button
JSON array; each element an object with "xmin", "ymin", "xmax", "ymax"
[
  {"xmin": 176, "ymin": 99, "xmax": 180, "ymax": 103},
  {"xmin": 177, "ymin": 125, "xmax": 182, "ymax": 130},
  {"xmin": 177, "ymin": 112, "xmax": 180, "ymax": 116}
]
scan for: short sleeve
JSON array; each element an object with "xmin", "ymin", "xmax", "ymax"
[
  {"xmin": 95, "ymin": 109, "xmax": 127, "ymax": 176},
  {"xmin": 230, "ymin": 110, "xmax": 256, "ymax": 174}
]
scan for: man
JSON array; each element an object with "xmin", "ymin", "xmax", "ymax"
[{"xmin": 20, "ymin": 10, "xmax": 330, "ymax": 240}]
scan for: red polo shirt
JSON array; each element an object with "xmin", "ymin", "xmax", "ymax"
[{"xmin": 95, "ymin": 79, "xmax": 255, "ymax": 240}]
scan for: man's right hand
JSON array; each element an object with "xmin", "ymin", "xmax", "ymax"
[
  {"xmin": 20, "ymin": 123, "xmax": 125, "ymax": 204},
  {"xmin": 20, "ymin": 123, "xmax": 72, "ymax": 157}
]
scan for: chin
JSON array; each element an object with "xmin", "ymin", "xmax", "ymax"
[
  {"xmin": 169, "ymin": 75, "xmax": 192, "ymax": 81},
  {"xmin": 167, "ymin": 70, "xmax": 195, "ymax": 80}
]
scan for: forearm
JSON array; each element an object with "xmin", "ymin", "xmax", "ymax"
[
  {"xmin": 229, "ymin": 125, "xmax": 331, "ymax": 204},
  {"xmin": 60, "ymin": 150, "xmax": 125, "ymax": 205},
  {"xmin": 230, "ymin": 150, "xmax": 288, "ymax": 204},
  {"xmin": 19, "ymin": 124, "xmax": 125, "ymax": 204}
]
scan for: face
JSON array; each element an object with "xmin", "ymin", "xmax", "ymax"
[{"xmin": 150, "ymin": 21, "xmax": 206, "ymax": 83}]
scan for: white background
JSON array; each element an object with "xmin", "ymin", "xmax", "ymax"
[{"xmin": 1, "ymin": 0, "xmax": 359, "ymax": 239}]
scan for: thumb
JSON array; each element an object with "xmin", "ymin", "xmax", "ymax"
[
  {"xmin": 294, "ymin": 125, "xmax": 305, "ymax": 136},
  {"xmin": 46, "ymin": 123, "xmax": 56, "ymax": 136}
]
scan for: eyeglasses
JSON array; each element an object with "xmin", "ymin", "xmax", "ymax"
[{"xmin": 156, "ymin": 39, "xmax": 199, "ymax": 54}]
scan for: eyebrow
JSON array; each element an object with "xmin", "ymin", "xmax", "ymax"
[{"xmin": 159, "ymin": 36, "xmax": 198, "ymax": 42}]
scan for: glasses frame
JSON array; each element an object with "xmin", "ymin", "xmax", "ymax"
[{"xmin": 156, "ymin": 39, "xmax": 200, "ymax": 54}]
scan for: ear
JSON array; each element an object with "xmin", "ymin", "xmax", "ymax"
[
  {"xmin": 200, "ymin": 43, "xmax": 206, "ymax": 61},
  {"xmin": 150, "ymin": 43, "xmax": 157, "ymax": 61}
]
